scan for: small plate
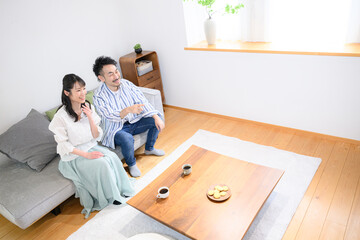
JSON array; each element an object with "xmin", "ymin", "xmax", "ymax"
[{"xmin": 206, "ymin": 184, "xmax": 231, "ymax": 202}]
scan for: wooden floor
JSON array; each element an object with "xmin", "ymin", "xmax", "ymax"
[{"xmin": 1, "ymin": 106, "xmax": 359, "ymax": 240}]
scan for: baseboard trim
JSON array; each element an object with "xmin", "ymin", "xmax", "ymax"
[{"xmin": 163, "ymin": 104, "xmax": 360, "ymax": 145}]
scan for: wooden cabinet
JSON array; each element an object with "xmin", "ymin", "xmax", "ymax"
[{"xmin": 119, "ymin": 51, "xmax": 165, "ymax": 102}]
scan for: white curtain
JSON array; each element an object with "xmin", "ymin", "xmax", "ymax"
[
  {"xmin": 346, "ymin": 0, "xmax": 360, "ymax": 43},
  {"xmin": 182, "ymin": 1, "xmax": 206, "ymax": 46},
  {"xmin": 240, "ymin": 0, "xmax": 271, "ymax": 42},
  {"xmin": 269, "ymin": 0, "xmax": 353, "ymax": 46}
]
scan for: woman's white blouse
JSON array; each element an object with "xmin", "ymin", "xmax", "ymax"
[{"xmin": 49, "ymin": 105, "xmax": 103, "ymax": 161}]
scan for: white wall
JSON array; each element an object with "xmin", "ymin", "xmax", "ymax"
[
  {"xmin": 1, "ymin": 0, "xmax": 360, "ymax": 141},
  {"xmin": 118, "ymin": 0, "xmax": 360, "ymax": 141},
  {"xmin": 0, "ymin": 0, "xmax": 130, "ymax": 133}
]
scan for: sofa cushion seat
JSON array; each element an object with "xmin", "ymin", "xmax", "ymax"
[{"xmin": 0, "ymin": 154, "xmax": 75, "ymax": 229}]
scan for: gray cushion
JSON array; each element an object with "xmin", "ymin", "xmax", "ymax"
[{"xmin": 0, "ymin": 109, "xmax": 57, "ymax": 171}]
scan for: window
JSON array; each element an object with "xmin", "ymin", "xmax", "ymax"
[{"xmin": 182, "ymin": 0, "xmax": 360, "ymax": 56}]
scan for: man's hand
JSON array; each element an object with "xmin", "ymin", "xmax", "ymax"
[
  {"xmin": 153, "ymin": 114, "xmax": 165, "ymax": 132},
  {"xmin": 85, "ymin": 151, "xmax": 104, "ymax": 159},
  {"xmin": 129, "ymin": 104, "xmax": 145, "ymax": 114},
  {"xmin": 120, "ymin": 104, "xmax": 145, "ymax": 118}
]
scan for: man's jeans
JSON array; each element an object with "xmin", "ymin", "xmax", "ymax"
[{"xmin": 114, "ymin": 117, "xmax": 159, "ymax": 167}]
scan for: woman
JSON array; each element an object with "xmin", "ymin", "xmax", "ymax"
[{"xmin": 49, "ymin": 74, "xmax": 135, "ymax": 218}]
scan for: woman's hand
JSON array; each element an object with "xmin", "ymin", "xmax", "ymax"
[
  {"xmin": 85, "ymin": 151, "xmax": 104, "ymax": 159},
  {"xmin": 81, "ymin": 103, "xmax": 100, "ymax": 139},
  {"xmin": 81, "ymin": 104, "xmax": 93, "ymax": 119}
]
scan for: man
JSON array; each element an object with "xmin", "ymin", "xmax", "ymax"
[{"xmin": 92, "ymin": 56, "xmax": 165, "ymax": 177}]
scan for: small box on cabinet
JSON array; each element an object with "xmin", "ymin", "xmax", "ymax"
[{"xmin": 136, "ymin": 60, "xmax": 153, "ymax": 76}]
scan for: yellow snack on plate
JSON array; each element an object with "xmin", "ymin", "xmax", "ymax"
[
  {"xmin": 208, "ymin": 190, "xmax": 214, "ymax": 196},
  {"xmin": 222, "ymin": 186, "xmax": 229, "ymax": 191},
  {"xmin": 213, "ymin": 192, "xmax": 221, "ymax": 199},
  {"xmin": 220, "ymin": 191, "xmax": 226, "ymax": 196}
]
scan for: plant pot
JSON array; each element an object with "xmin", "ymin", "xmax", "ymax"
[
  {"xmin": 204, "ymin": 18, "xmax": 216, "ymax": 45},
  {"xmin": 135, "ymin": 48, "xmax": 142, "ymax": 54}
]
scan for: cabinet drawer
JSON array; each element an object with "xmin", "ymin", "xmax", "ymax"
[
  {"xmin": 138, "ymin": 69, "xmax": 160, "ymax": 86},
  {"xmin": 143, "ymin": 78, "xmax": 162, "ymax": 91}
]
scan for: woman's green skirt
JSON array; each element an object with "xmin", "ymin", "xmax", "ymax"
[{"xmin": 59, "ymin": 145, "xmax": 135, "ymax": 218}]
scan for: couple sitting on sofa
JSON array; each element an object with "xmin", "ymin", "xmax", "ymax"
[{"xmin": 48, "ymin": 56, "xmax": 165, "ymax": 218}]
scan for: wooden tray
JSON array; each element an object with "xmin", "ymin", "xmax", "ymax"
[{"xmin": 206, "ymin": 184, "xmax": 231, "ymax": 202}]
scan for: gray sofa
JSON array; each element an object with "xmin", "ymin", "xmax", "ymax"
[{"xmin": 0, "ymin": 87, "xmax": 164, "ymax": 229}]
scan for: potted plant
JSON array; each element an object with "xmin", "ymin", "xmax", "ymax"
[
  {"xmin": 183, "ymin": 0, "xmax": 244, "ymax": 45},
  {"xmin": 134, "ymin": 44, "xmax": 142, "ymax": 54}
]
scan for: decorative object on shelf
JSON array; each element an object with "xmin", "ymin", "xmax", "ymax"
[
  {"xmin": 134, "ymin": 43, "xmax": 142, "ymax": 54},
  {"xmin": 204, "ymin": 18, "xmax": 216, "ymax": 45},
  {"xmin": 136, "ymin": 60, "xmax": 153, "ymax": 76},
  {"xmin": 119, "ymin": 51, "xmax": 165, "ymax": 102},
  {"xmin": 183, "ymin": 0, "xmax": 244, "ymax": 45}
]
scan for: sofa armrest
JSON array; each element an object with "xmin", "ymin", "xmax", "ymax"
[{"xmin": 139, "ymin": 87, "xmax": 164, "ymax": 119}]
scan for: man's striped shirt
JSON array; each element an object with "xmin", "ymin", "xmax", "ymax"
[{"xmin": 93, "ymin": 79, "xmax": 160, "ymax": 149}]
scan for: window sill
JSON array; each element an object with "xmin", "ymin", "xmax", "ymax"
[{"xmin": 184, "ymin": 40, "xmax": 360, "ymax": 57}]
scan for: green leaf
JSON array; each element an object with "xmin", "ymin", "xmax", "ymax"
[{"xmin": 185, "ymin": 0, "xmax": 244, "ymax": 16}]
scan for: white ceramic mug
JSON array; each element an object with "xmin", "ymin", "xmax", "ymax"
[
  {"xmin": 157, "ymin": 187, "xmax": 169, "ymax": 199},
  {"xmin": 182, "ymin": 164, "xmax": 192, "ymax": 175}
]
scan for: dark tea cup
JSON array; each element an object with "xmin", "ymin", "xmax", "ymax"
[
  {"xmin": 182, "ymin": 164, "xmax": 192, "ymax": 175},
  {"xmin": 157, "ymin": 187, "xmax": 169, "ymax": 198}
]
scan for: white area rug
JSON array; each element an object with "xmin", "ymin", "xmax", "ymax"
[{"xmin": 68, "ymin": 130, "xmax": 321, "ymax": 240}]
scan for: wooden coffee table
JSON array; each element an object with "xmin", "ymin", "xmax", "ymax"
[{"xmin": 127, "ymin": 145, "xmax": 284, "ymax": 240}]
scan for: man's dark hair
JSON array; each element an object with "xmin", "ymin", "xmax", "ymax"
[{"xmin": 93, "ymin": 56, "xmax": 117, "ymax": 81}]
